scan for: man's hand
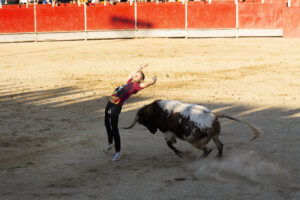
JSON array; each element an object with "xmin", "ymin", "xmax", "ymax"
[
  {"xmin": 140, "ymin": 75, "xmax": 157, "ymax": 88},
  {"xmin": 129, "ymin": 64, "xmax": 148, "ymax": 80},
  {"xmin": 152, "ymin": 76, "xmax": 157, "ymax": 84},
  {"xmin": 138, "ymin": 63, "xmax": 148, "ymax": 71}
]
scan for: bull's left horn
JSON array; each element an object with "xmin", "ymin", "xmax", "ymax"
[{"xmin": 122, "ymin": 114, "xmax": 138, "ymax": 129}]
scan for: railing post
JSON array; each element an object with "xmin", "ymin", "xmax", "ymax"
[
  {"xmin": 34, "ymin": 3, "xmax": 37, "ymax": 42},
  {"xmin": 134, "ymin": 0, "xmax": 137, "ymax": 38},
  {"xmin": 84, "ymin": 3, "xmax": 87, "ymax": 41},
  {"xmin": 288, "ymin": 0, "xmax": 291, "ymax": 7},
  {"xmin": 235, "ymin": 0, "xmax": 238, "ymax": 38},
  {"xmin": 185, "ymin": 0, "xmax": 188, "ymax": 38},
  {"xmin": 209, "ymin": 0, "xmax": 211, "ymax": 5}
]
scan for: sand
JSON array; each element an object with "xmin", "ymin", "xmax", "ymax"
[{"xmin": 0, "ymin": 38, "xmax": 299, "ymax": 200}]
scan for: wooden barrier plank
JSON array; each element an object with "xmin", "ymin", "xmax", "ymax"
[
  {"xmin": 137, "ymin": 2, "xmax": 185, "ymax": 29},
  {"xmin": 283, "ymin": 7, "xmax": 300, "ymax": 37},
  {"xmin": 290, "ymin": 0, "xmax": 300, "ymax": 7},
  {"xmin": 188, "ymin": 2, "xmax": 236, "ymax": 29},
  {"xmin": 241, "ymin": 0, "xmax": 261, "ymax": 3},
  {"xmin": 87, "ymin": 3, "xmax": 134, "ymax": 30},
  {"xmin": 36, "ymin": 5, "xmax": 85, "ymax": 32},
  {"xmin": 0, "ymin": 7, "xmax": 34, "ymax": 33},
  {"xmin": 239, "ymin": 3, "xmax": 283, "ymax": 29}
]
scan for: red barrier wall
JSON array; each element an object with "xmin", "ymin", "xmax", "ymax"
[
  {"xmin": 283, "ymin": 7, "xmax": 300, "ymax": 37},
  {"xmin": 137, "ymin": 2, "xmax": 185, "ymax": 29},
  {"xmin": 87, "ymin": 3, "xmax": 134, "ymax": 30},
  {"xmin": 188, "ymin": 2, "xmax": 236, "ymax": 28},
  {"xmin": 290, "ymin": 0, "xmax": 300, "ymax": 7},
  {"xmin": 36, "ymin": 6, "xmax": 85, "ymax": 32},
  {"xmin": 211, "ymin": 1, "xmax": 235, "ymax": 4},
  {"xmin": 238, "ymin": 3, "xmax": 283, "ymax": 28},
  {"xmin": 0, "ymin": 7, "xmax": 34, "ymax": 33},
  {"xmin": 237, "ymin": 0, "xmax": 286, "ymax": 4},
  {"xmin": 2, "ymin": 2, "xmax": 300, "ymax": 39},
  {"xmin": 242, "ymin": 0, "xmax": 261, "ymax": 3}
]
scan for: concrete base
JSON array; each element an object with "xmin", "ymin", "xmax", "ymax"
[
  {"xmin": 0, "ymin": 33, "xmax": 35, "ymax": 42},
  {"xmin": 0, "ymin": 29, "xmax": 283, "ymax": 43},
  {"xmin": 135, "ymin": 29, "xmax": 186, "ymax": 38},
  {"xmin": 87, "ymin": 30, "xmax": 135, "ymax": 39},
  {"xmin": 237, "ymin": 29, "xmax": 282, "ymax": 37}
]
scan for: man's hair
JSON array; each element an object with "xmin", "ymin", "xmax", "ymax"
[{"xmin": 140, "ymin": 71, "xmax": 145, "ymax": 80}]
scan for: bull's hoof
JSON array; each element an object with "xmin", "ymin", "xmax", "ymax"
[{"xmin": 215, "ymin": 154, "xmax": 223, "ymax": 160}]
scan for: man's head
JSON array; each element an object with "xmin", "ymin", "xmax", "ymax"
[{"xmin": 133, "ymin": 71, "xmax": 145, "ymax": 83}]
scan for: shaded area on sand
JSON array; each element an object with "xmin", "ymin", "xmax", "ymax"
[{"xmin": 0, "ymin": 85, "xmax": 299, "ymax": 200}]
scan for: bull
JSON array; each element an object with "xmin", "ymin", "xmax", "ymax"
[{"xmin": 124, "ymin": 100, "xmax": 263, "ymax": 158}]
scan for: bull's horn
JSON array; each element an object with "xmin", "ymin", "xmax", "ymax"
[{"xmin": 122, "ymin": 114, "xmax": 138, "ymax": 129}]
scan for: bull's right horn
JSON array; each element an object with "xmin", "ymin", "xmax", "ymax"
[{"xmin": 122, "ymin": 114, "xmax": 138, "ymax": 129}]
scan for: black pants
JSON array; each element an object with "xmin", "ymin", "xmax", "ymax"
[{"xmin": 105, "ymin": 101, "xmax": 122, "ymax": 152}]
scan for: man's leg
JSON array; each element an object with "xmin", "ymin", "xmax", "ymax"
[
  {"xmin": 104, "ymin": 103, "xmax": 114, "ymax": 150},
  {"xmin": 110, "ymin": 106, "xmax": 121, "ymax": 152},
  {"xmin": 110, "ymin": 105, "xmax": 122, "ymax": 161}
]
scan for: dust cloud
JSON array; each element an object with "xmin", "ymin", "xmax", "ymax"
[{"xmin": 189, "ymin": 151, "xmax": 289, "ymax": 185}]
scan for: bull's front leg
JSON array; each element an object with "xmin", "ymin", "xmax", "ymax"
[{"xmin": 164, "ymin": 132, "xmax": 183, "ymax": 158}]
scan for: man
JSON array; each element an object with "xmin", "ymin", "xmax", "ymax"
[{"xmin": 104, "ymin": 64, "xmax": 157, "ymax": 161}]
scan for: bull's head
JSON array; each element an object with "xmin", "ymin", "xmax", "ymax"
[{"xmin": 123, "ymin": 102, "xmax": 158, "ymax": 134}]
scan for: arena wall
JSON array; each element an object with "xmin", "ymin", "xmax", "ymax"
[
  {"xmin": 188, "ymin": 2, "xmax": 236, "ymax": 29},
  {"xmin": 238, "ymin": 4, "xmax": 283, "ymax": 29},
  {"xmin": 289, "ymin": 0, "xmax": 300, "ymax": 6},
  {"xmin": 283, "ymin": 7, "xmax": 300, "ymax": 38},
  {"xmin": 137, "ymin": 2, "xmax": 185, "ymax": 29},
  {"xmin": 0, "ymin": 1, "xmax": 299, "ymax": 42},
  {"xmin": 36, "ymin": 5, "xmax": 85, "ymax": 32},
  {"xmin": 0, "ymin": 6, "xmax": 34, "ymax": 33},
  {"xmin": 87, "ymin": 3, "xmax": 135, "ymax": 30}
]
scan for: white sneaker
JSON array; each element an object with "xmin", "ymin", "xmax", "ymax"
[
  {"xmin": 103, "ymin": 144, "xmax": 113, "ymax": 153},
  {"xmin": 112, "ymin": 152, "xmax": 122, "ymax": 162}
]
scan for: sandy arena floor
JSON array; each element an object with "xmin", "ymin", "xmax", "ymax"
[{"xmin": 0, "ymin": 38, "xmax": 299, "ymax": 200}]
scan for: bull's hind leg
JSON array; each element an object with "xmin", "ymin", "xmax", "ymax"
[
  {"xmin": 213, "ymin": 136, "xmax": 224, "ymax": 159},
  {"xmin": 164, "ymin": 132, "xmax": 183, "ymax": 158},
  {"xmin": 199, "ymin": 146, "xmax": 212, "ymax": 158},
  {"xmin": 191, "ymin": 137, "xmax": 212, "ymax": 158},
  {"xmin": 210, "ymin": 118, "xmax": 223, "ymax": 159}
]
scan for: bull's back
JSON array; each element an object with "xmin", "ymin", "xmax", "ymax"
[{"xmin": 157, "ymin": 100, "xmax": 216, "ymax": 130}]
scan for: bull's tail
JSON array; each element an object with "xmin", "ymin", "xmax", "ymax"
[{"xmin": 214, "ymin": 113, "xmax": 263, "ymax": 141}]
